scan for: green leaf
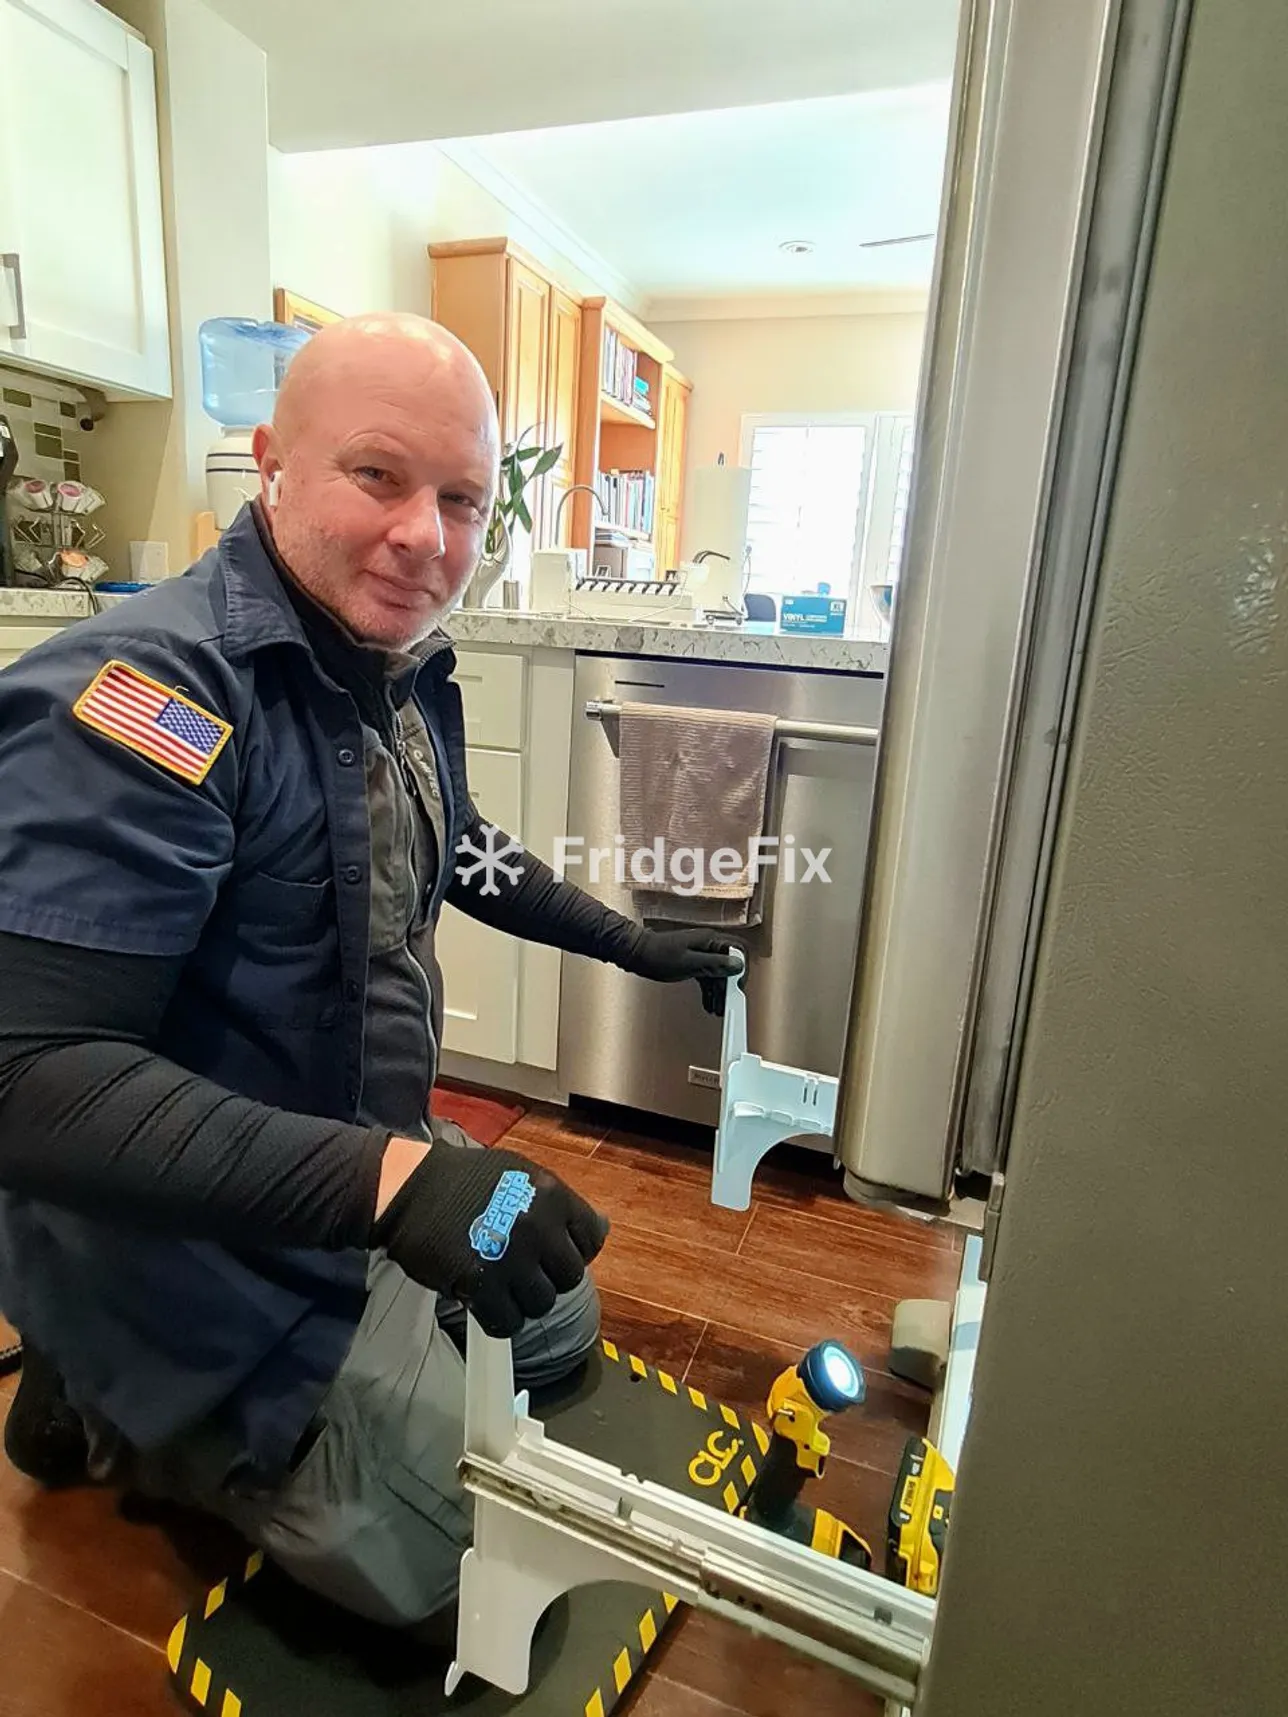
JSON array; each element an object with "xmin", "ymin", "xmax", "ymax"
[
  {"xmin": 532, "ymin": 445, "xmax": 562, "ymax": 477},
  {"xmin": 513, "ymin": 493, "xmax": 533, "ymax": 534},
  {"xmin": 515, "ymin": 443, "xmax": 545, "ymax": 464}
]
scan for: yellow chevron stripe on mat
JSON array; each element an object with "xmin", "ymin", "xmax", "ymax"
[
  {"xmin": 638, "ymin": 1606, "xmax": 658, "ymax": 1652},
  {"xmin": 166, "ymin": 1616, "xmax": 187, "ymax": 1674},
  {"xmin": 584, "ymin": 1689, "xmax": 606, "ymax": 1717},
  {"xmin": 220, "ymin": 1693, "xmax": 242, "ymax": 1717},
  {"xmin": 687, "ymin": 1385, "xmax": 708, "ymax": 1411},
  {"xmin": 741, "ymin": 1454, "xmax": 758, "ymax": 1487},
  {"xmin": 612, "ymin": 1647, "xmax": 633, "ymax": 1694},
  {"xmin": 602, "ymin": 1339, "xmax": 619, "ymax": 1363},
  {"xmin": 657, "ymin": 1368, "xmax": 677, "ymax": 1393},
  {"xmin": 719, "ymin": 1402, "xmax": 740, "ymax": 1429},
  {"xmin": 663, "ymin": 1592, "xmax": 679, "ymax": 1613},
  {"xmin": 752, "ymin": 1421, "xmax": 771, "ymax": 1454},
  {"xmin": 722, "ymin": 1480, "xmax": 740, "ymax": 1513},
  {"xmin": 191, "ymin": 1658, "xmax": 212, "ymax": 1706},
  {"xmin": 203, "ymin": 1580, "xmax": 227, "ymax": 1620},
  {"xmin": 244, "ymin": 1550, "xmax": 264, "ymax": 1580},
  {"xmin": 629, "ymin": 1353, "xmax": 647, "ymax": 1377}
]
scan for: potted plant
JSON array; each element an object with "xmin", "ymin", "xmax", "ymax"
[{"xmin": 462, "ymin": 430, "xmax": 563, "ymax": 608}]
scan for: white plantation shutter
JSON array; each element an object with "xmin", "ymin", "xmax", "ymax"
[
  {"xmin": 739, "ymin": 412, "xmax": 916, "ymax": 624},
  {"xmin": 884, "ymin": 414, "xmax": 917, "ymax": 581},
  {"xmin": 744, "ymin": 423, "xmax": 870, "ymax": 601}
]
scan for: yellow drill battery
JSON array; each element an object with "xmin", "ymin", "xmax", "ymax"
[{"xmin": 887, "ymin": 1434, "xmax": 954, "ymax": 1596}]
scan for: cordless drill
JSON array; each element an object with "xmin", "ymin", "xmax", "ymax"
[{"xmin": 740, "ymin": 1340, "xmax": 874, "ymax": 1568}]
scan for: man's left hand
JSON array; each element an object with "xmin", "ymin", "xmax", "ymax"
[{"xmin": 624, "ymin": 929, "xmax": 743, "ymax": 1015}]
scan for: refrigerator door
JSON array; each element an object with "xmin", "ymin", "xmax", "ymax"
[{"xmin": 835, "ymin": 0, "xmax": 1193, "ymax": 1205}]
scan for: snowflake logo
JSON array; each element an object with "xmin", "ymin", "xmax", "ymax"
[{"xmin": 456, "ymin": 823, "xmax": 525, "ymax": 895}]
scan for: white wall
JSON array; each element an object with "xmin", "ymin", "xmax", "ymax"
[
  {"xmin": 650, "ymin": 309, "xmax": 927, "ymax": 557},
  {"xmin": 268, "ymin": 143, "xmax": 607, "ymax": 323}
]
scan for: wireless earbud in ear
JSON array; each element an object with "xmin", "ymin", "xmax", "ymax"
[{"xmin": 267, "ymin": 472, "xmax": 282, "ymax": 507}]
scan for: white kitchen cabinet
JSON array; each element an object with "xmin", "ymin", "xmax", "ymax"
[
  {"xmin": 0, "ymin": 618, "xmax": 67, "ymax": 669},
  {"xmin": 438, "ymin": 746, "xmax": 524, "ymax": 1065},
  {"xmin": 0, "ymin": 0, "xmax": 171, "ymax": 397},
  {"xmin": 435, "ymin": 643, "xmax": 576, "ymax": 1084}
]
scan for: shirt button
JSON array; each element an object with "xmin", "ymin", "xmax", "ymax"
[
  {"xmin": 337, "ymin": 747, "xmax": 357, "ymax": 766},
  {"xmin": 344, "ymin": 864, "xmax": 362, "ymax": 884}
]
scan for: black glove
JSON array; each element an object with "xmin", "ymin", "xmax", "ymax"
[
  {"xmin": 372, "ymin": 1141, "xmax": 609, "ymax": 1338},
  {"xmin": 623, "ymin": 928, "xmax": 744, "ymax": 1016}
]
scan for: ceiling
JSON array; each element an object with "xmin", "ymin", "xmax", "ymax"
[
  {"xmin": 450, "ymin": 85, "xmax": 952, "ymax": 304},
  {"xmin": 204, "ymin": 0, "xmax": 961, "ymax": 153}
]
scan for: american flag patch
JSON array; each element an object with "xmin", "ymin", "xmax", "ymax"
[{"xmin": 72, "ymin": 659, "xmax": 232, "ymax": 785}]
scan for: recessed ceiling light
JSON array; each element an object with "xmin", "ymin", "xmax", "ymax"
[{"xmin": 778, "ymin": 239, "xmax": 815, "ymax": 256}]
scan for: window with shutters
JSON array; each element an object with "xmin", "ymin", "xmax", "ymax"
[{"xmin": 739, "ymin": 410, "xmax": 915, "ymax": 630}]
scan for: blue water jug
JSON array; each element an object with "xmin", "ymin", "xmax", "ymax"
[{"xmin": 199, "ymin": 318, "xmax": 312, "ymax": 429}]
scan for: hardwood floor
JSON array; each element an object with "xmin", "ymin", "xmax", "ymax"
[{"xmin": 0, "ymin": 1106, "xmax": 962, "ymax": 1717}]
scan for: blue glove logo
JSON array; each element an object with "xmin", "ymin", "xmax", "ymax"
[{"xmin": 469, "ymin": 1170, "xmax": 537, "ymax": 1261}]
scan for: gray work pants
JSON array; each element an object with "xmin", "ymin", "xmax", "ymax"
[
  {"xmin": 131, "ymin": 1124, "xmax": 601, "ymax": 1626},
  {"xmin": 214, "ymin": 1252, "xmax": 600, "ymax": 1626}
]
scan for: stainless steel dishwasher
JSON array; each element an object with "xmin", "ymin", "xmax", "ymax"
[{"xmin": 558, "ymin": 651, "xmax": 885, "ymax": 1129}]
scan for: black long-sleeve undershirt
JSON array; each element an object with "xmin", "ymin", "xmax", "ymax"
[
  {"xmin": 0, "ymin": 930, "xmax": 390, "ymax": 1249},
  {"xmin": 447, "ymin": 800, "xmax": 649, "ymax": 967},
  {"xmin": 0, "ymin": 836, "xmax": 650, "ymax": 1246}
]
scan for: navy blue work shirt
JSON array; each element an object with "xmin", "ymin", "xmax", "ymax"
[{"xmin": 0, "ymin": 505, "xmax": 471, "ymax": 1478}]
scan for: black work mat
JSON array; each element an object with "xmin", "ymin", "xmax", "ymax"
[{"xmin": 167, "ymin": 1338, "xmax": 770, "ymax": 1717}]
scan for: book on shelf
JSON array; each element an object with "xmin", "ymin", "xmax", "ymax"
[
  {"xmin": 600, "ymin": 326, "xmax": 647, "ymax": 412},
  {"xmin": 594, "ymin": 468, "xmax": 656, "ymax": 536}
]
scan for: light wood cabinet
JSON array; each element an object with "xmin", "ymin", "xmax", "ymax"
[
  {"xmin": 0, "ymin": 0, "xmax": 170, "ymax": 398},
  {"xmin": 654, "ymin": 366, "xmax": 692, "ymax": 574},
  {"xmin": 430, "ymin": 241, "xmax": 690, "ymax": 572},
  {"xmin": 501, "ymin": 258, "xmax": 550, "ymax": 450},
  {"xmin": 541, "ymin": 288, "xmax": 582, "ymax": 548}
]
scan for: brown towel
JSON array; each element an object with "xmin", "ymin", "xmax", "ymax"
[{"xmin": 618, "ymin": 701, "xmax": 777, "ymax": 926}]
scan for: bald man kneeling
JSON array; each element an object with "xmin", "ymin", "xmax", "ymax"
[{"xmin": 0, "ymin": 313, "xmax": 739, "ymax": 1627}]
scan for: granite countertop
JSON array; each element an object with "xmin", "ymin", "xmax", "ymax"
[
  {"xmin": 447, "ymin": 610, "xmax": 889, "ymax": 674},
  {"xmin": 0, "ymin": 586, "xmax": 891, "ymax": 675},
  {"xmin": 0, "ymin": 587, "xmax": 93, "ymax": 619}
]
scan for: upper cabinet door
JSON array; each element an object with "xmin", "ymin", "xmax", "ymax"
[
  {"xmin": 502, "ymin": 259, "xmax": 551, "ymax": 450},
  {"xmin": 540, "ymin": 288, "xmax": 581, "ymax": 548},
  {"xmin": 0, "ymin": 0, "xmax": 170, "ymax": 397}
]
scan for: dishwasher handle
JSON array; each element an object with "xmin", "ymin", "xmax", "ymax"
[{"xmin": 583, "ymin": 699, "xmax": 878, "ymax": 747}]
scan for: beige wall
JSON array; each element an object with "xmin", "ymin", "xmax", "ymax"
[
  {"xmin": 650, "ymin": 310, "xmax": 926, "ymax": 558},
  {"xmin": 269, "ymin": 143, "xmax": 609, "ymax": 324},
  {"xmin": 919, "ymin": 0, "xmax": 1288, "ymax": 1711}
]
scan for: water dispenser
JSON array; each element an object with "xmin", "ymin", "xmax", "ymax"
[{"xmin": 200, "ymin": 318, "xmax": 312, "ymax": 529}]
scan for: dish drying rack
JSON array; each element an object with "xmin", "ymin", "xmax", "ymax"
[{"xmin": 567, "ymin": 568, "xmax": 697, "ymax": 626}]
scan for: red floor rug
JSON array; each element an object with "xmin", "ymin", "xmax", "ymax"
[{"xmin": 429, "ymin": 1083, "xmax": 526, "ymax": 1146}]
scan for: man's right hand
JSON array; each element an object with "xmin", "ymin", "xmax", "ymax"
[{"xmin": 371, "ymin": 1138, "xmax": 609, "ymax": 1339}]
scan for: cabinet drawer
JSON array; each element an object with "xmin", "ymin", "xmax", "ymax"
[
  {"xmin": 452, "ymin": 649, "xmax": 526, "ymax": 750},
  {"xmin": 0, "ymin": 622, "xmax": 68, "ymax": 670}
]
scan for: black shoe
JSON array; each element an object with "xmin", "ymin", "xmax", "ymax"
[{"xmin": 3, "ymin": 1343, "xmax": 90, "ymax": 1487}]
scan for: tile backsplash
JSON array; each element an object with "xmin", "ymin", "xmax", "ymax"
[{"xmin": 1, "ymin": 370, "xmax": 93, "ymax": 485}]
